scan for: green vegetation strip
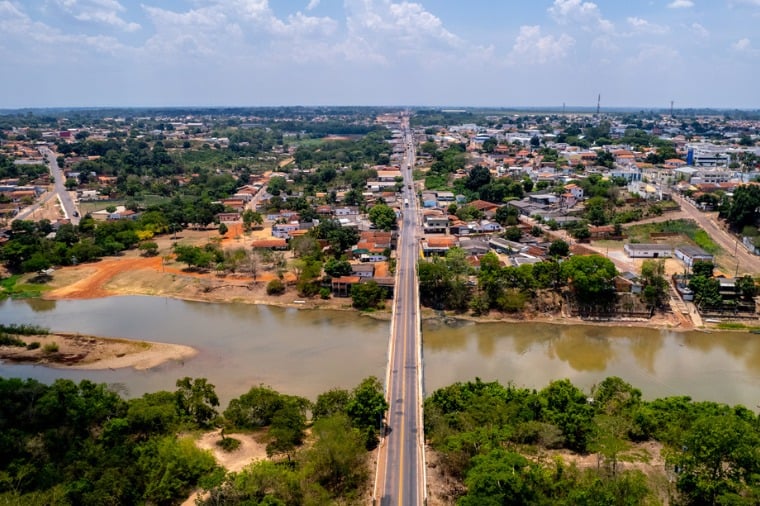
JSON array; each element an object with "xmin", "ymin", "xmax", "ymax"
[{"xmin": 0, "ymin": 275, "xmax": 49, "ymax": 299}]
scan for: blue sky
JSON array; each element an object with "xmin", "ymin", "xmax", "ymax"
[{"xmin": 1, "ymin": 0, "xmax": 759, "ymax": 109}]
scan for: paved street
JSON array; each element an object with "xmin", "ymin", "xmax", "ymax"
[
  {"xmin": 38, "ymin": 146, "xmax": 80, "ymax": 225},
  {"xmin": 374, "ymin": 117, "xmax": 426, "ymax": 505}
]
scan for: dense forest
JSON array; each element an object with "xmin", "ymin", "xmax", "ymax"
[
  {"xmin": 0, "ymin": 375, "xmax": 387, "ymax": 505},
  {"xmin": 0, "ymin": 374, "xmax": 756, "ymax": 504},
  {"xmin": 426, "ymin": 377, "xmax": 760, "ymax": 505}
]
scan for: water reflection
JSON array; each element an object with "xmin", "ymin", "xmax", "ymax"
[
  {"xmin": 423, "ymin": 320, "xmax": 760, "ymax": 408},
  {"xmin": 3, "ymin": 296, "xmax": 760, "ymax": 409},
  {"xmin": 22, "ymin": 298, "xmax": 57, "ymax": 312},
  {"xmin": 0, "ymin": 297, "xmax": 389, "ymax": 405}
]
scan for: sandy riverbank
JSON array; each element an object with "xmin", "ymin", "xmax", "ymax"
[{"xmin": 0, "ymin": 332, "xmax": 197, "ymax": 370}]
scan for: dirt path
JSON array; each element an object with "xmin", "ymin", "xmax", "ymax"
[{"xmin": 46, "ymin": 256, "xmax": 163, "ymax": 299}]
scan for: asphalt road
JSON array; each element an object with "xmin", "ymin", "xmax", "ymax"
[
  {"xmin": 375, "ymin": 117, "xmax": 426, "ymax": 505},
  {"xmin": 38, "ymin": 146, "xmax": 80, "ymax": 225}
]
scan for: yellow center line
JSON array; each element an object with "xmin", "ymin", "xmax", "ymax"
[{"xmin": 397, "ymin": 218, "xmax": 415, "ymax": 505}]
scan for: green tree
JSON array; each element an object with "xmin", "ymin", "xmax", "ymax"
[
  {"xmin": 266, "ymin": 401, "xmax": 307, "ymax": 459},
  {"xmin": 323, "ymin": 258, "xmax": 352, "ymax": 278},
  {"xmin": 138, "ymin": 241, "xmax": 159, "ymax": 257},
  {"xmin": 368, "ymin": 203, "xmax": 397, "ymax": 231},
  {"xmin": 312, "ymin": 388, "xmax": 351, "ymax": 420},
  {"xmin": 548, "ymin": 239, "xmax": 570, "ymax": 257},
  {"xmin": 218, "ymin": 222, "xmax": 228, "ymax": 236},
  {"xmin": 301, "ymin": 415, "xmax": 368, "ymax": 495},
  {"xmin": 459, "ymin": 449, "xmax": 541, "ymax": 506},
  {"xmin": 350, "ymin": 280, "xmax": 385, "ymax": 310},
  {"xmin": 640, "ymin": 259, "xmax": 668, "ymax": 310},
  {"xmin": 504, "ymin": 227, "xmax": 522, "ymax": 241},
  {"xmin": 346, "ymin": 376, "xmax": 388, "ymax": 449},
  {"xmin": 266, "ymin": 279, "xmax": 285, "ymax": 295},
  {"xmin": 723, "ymin": 184, "xmax": 760, "ymax": 230},
  {"xmin": 671, "ymin": 413, "xmax": 760, "ymax": 505},
  {"xmin": 175, "ymin": 377, "xmax": 219, "ymax": 428},
  {"xmin": 242, "ymin": 210, "xmax": 263, "ymax": 232},
  {"xmin": 561, "ymin": 255, "xmax": 617, "ymax": 307}
]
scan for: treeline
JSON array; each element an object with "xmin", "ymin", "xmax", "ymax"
[
  {"xmin": 0, "ymin": 375, "xmax": 386, "ymax": 505},
  {"xmin": 1, "ymin": 211, "xmax": 172, "ymax": 273},
  {"xmin": 425, "ymin": 376, "xmax": 760, "ymax": 505},
  {"xmin": 292, "ymin": 128, "xmax": 392, "ymax": 169},
  {"xmin": 418, "ymin": 249, "xmax": 620, "ymax": 314},
  {"xmin": 0, "ymin": 154, "xmax": 48, "ymax": 182}
]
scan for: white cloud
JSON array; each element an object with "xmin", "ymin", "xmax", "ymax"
[
  {"xmin": 509, "ymin": 25, "xmax": 574, "ymax": 64},
  {"xmin": 691, "ymin": 22, "xmax": 709, "ymax": 37},
  {"xmin": 628, "ymin": 44, "xmax": 679, "ymax": 68},
  {"xmin": 668, "ymin": 0, "xmax": 694, "ymax": 8},
  {"xmin": 627, "ymin": 17, "xmax": 669, "ymax": 34},
  {"xmin": 342, "ymin": 0, "xmax": 467, "ymax": 64},
  {"xmin": 548, "ymin": 0, "xmax": 613, "ymax": 33},
  {"xmin": 732, "ymin": 37, "xmax": 751, "ymax": 50},
  {"xmin": 141, "ymin": 1, "xmax": 338, "ymax": 62},
  {"xmin": 306, "ymin": 0, "xmax": 320, "ymax": 10},
  {"xmin": 53, "ymin": 0, "xmax": 140, "ymax": 32}
]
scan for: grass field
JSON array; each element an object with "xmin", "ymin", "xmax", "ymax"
[
  {"xmin": 625, "ymin": 219, "xmax": 721, "ymax": 254},
  {"xmin": 78, "ymin": 195, "xmax": 170, "ymax": 215}
]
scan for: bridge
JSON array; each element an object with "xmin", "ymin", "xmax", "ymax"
[{"xmin": 374, "ymin": 116, "xmax": 426, "ymax": 505}]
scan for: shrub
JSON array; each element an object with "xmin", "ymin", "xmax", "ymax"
[
  {"xmin": 42, "ymin": 342, "xmax": 59, "ymax": 354},
  {"xmin": 319, "ymin": 287, "xmax": 331, "ymax": 300},
  {"xmin": 266, "ymin": 279, "xmax": 285, "ymax": 296},
  {"xmin": 26, "ymin": 341, "xmax": 40, "ymax": 350},
  {"xmin": 0, "ymin": 334, "xmax": 25, "ymax": 347},
  {"xmin": 216, "ymin": 437, "xmax": 241, "ymax": 452}
]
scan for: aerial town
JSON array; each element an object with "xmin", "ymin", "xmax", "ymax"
[
  {"xmin": 2, "ymin": 108, "xmax": 759, "ymax": 325},
  {"xmin": 1, "ymin": 106, "xmax": 760, "ymax": 503}
]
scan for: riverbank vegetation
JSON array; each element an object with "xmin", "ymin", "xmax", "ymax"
[
  {"xmin": 425, "ymin": 376, "xmax": 760, "ymax": 505},
  {"xmin": 418, "ymin": 247, "xmax": 667, "ymax": 317},
  {"xmin": 0, "ymin": 375, "xmax": 387, "ymax": 505}
]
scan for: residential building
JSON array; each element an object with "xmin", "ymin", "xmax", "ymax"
[{"xmin": 623, "ymin": 243, "xmax": 672, "ymax": 258}]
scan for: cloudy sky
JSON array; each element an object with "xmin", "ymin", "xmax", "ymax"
[{"xmin": 1, "ymin": 0, "xmax": 759, "ymax": 109}]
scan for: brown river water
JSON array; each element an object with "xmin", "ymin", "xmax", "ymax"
[{"xmin": 1, "ymin": 296, "xmax": 758, "ymax": 408}]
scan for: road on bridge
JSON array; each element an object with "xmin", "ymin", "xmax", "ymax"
[{"xmin": 374, "ymin": 116, "xmax": 426, "ymax": 505}]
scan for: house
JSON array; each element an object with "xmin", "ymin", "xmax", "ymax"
[
  {"xmin": 488, "ymin": 236, "xmax": 526, "ymax": 254},
  {"xmin": 623, "ymin": 243, "xmax": 672, "ymax": 258},
  {"xmin": 334, "ymin": 206, "xmax": 360, "ymax": 217},
  {"xmin": 421, "ymin": 192, "xmax": 438, "ymax": 208},
  {"xmin": 332, "ymin": 276, "xmax": 361, "ymax": 297},
  {"xmin": 376, "ymin": 170, "xmax": 402, "ymax": 182},
  {"xmin": 436, "ymin": 191, "xmax": 456, "ymax": 203},
  {"xmin": 250, "ymin": 238, "xmax": 288, "ymax": 250},
  {"xmin": 458, "ymin": 238, "xmax": 490, "ymax": 256},
  {"xmin": 421, "ymin": 236, "xmax": 457, "ymax": 257},
  {"xmin": 217, "ymin": 212, "xmax": 241, "ymax": 223},
  {"xmin": 77, "ymin": 189, "xmax": 100, "ymax": 201},
  {"xmin": 221, "ymin": 199, "xmax": 246, "ymax": 211},
  {"xmin": 589, "ymin": 225, "xmax": 616, "ymax": 240},
  {"xmin": 423, "ymin": 214, "xmax": 449, "ymax": 234},
  {"xmin": 351, "ymin": 263, "xmax": 375, "ymax": 278},
  {"xmin": 564, "ymin": 183, "xmax": 584, "ymax": 200},
  {"xmin": 674, "ymin": 245, "xmax": 714, "ymax": 268},
  {"xmin": 615, "ymin": 272, "xmax": 643, "ymax": 294},
  {"xmin": 468, "ymin": 200, "xmax": 501, "ymax": 217},
  {"xmin": 272, "ymin": 222, "xmax": 299, "ymax": 239}
]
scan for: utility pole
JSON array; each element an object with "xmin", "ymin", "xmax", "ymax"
[{"xmin": 670, "ymin": 100, "xmax": 674, "ymax": 118}]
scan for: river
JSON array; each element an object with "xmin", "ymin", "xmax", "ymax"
[{"xmin": 1, "ymin": 296, "xmax": 759, "ymax": 408}]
